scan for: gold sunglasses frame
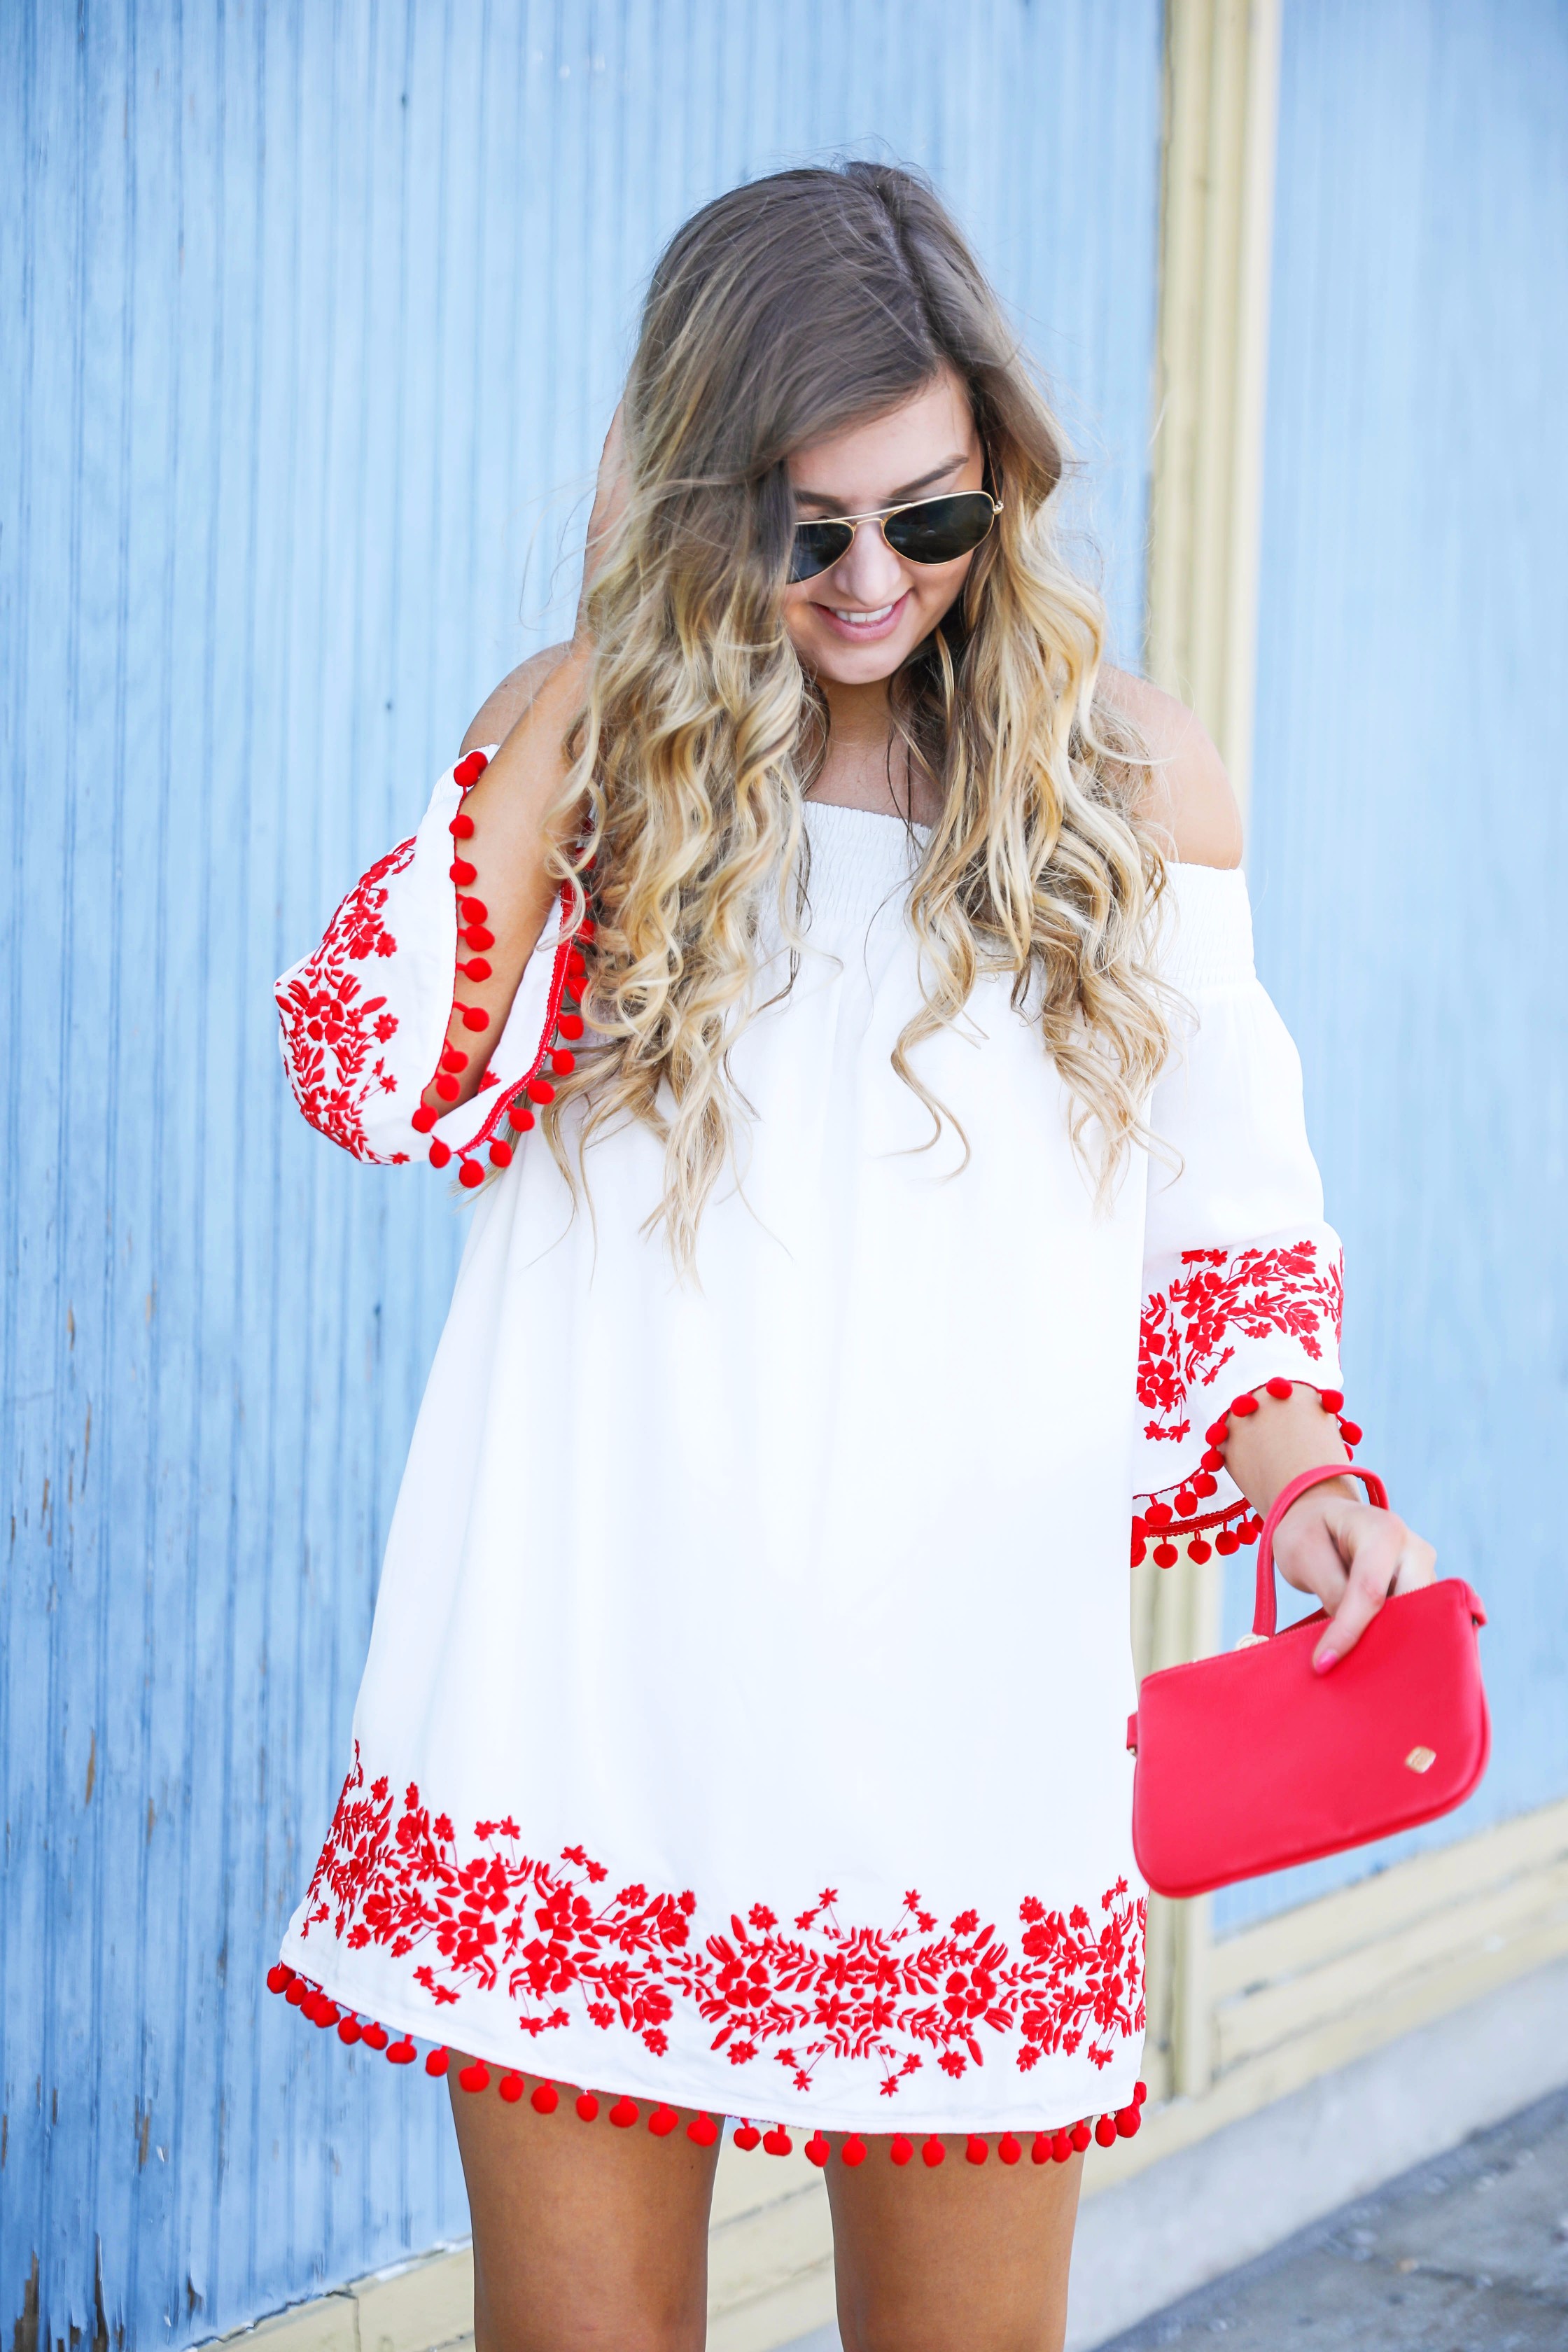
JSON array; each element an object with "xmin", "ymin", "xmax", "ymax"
[{"xmin": 789, "ymin": 490, "xmax": 1004, "ymax": 582}]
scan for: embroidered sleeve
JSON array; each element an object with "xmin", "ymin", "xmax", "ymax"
[
  {"xmin": 1134, "ymin": 868, "xmax": 1346, "ymax": 1558},
  {"xmin": 274, "ymin": 751, "xmax": 577, "ymax": 1171}
]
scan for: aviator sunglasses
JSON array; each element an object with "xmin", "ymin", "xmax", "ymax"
[{"xmin": 790, "ymin": 489, "xmax": 1002, "ymax": 583}]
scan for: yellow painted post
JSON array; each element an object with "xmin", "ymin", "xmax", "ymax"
[
  {"xmin": 1140, "ymin": 0, "xmax": 1283, "ymax": 2104},
  {"xmin": 1147, "ymin": 0, "xmax": 1283, "ymax": 826}
]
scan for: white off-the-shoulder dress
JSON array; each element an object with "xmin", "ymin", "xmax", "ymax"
[{"xmin": 270, "ymin": 755, "xmax": 1348, "ymax": 2155}]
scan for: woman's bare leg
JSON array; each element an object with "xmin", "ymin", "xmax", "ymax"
[
  {"xmin": 447, "ymin": 2070, "xmax": 722, "ymax": 2352},
  {"xmin": 827, "ymin": 2136, "xmax": 1084, "ymax": 2352}
]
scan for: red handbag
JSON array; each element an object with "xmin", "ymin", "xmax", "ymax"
[{"xmin": 1126, "ymin": 1464, "xmax": 1490, "ymax": 1899}]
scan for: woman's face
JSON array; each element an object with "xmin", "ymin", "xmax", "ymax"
[{"xmin": 783, "ymin": 366, "xmax": 986, "ymax": 687}]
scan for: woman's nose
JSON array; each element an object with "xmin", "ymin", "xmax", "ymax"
[{"xmin": 825, "ymin": 520, "xmax": 906, "ymax": 607}]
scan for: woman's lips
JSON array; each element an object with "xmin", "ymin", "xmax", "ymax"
[{"xmin": 812, "ymin": 591, "xmax": 910, "ymax": 643}]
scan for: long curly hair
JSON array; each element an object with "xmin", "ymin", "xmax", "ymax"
[{"xmin": 544, "ymin": 161, "xmax": 1171, "ymax": 1268}]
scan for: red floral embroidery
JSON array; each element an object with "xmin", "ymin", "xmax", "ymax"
[
  {"xmin": 1139, "ymin": 1240, "xmax": 1343, "ymax": 1442},
  {"xmin": 302, "ymin": 1747, "xmax": 1145, "ymax": 2096},
  {"xmin": 276, "ymin": 840, "xmax": 413, "ymax": 1159}
]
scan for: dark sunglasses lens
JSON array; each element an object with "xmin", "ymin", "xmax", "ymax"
[
  {"xmin": 790, "ymin": 522, "xmax": 855, "ymax": 582},
  {"xmin": 883, "ymin": 493, "xmax": 996, "ymax": 566}
]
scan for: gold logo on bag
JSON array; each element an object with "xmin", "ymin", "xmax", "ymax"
[{"xmin": 1405, "ymin": 1746, "xmax": 1436, "ymax": 1773}]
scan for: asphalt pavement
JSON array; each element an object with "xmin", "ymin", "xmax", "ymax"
[{"xmin": 1098, "ymin": 2085, "xmax": 1568, "ymax": 2349}]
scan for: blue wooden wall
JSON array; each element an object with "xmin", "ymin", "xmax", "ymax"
[
  {"xmin": 0, "ymin": 2, "xmax": 1162, "ymax": 2340},
  {"xmin": 1217, "ymin": 0, "xmax": 1568, "ymax": 1931}
]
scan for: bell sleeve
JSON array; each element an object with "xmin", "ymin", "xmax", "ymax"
[
  {"xmin": 1133, "ymin": 864, "xmax": 1356, "ymax": 1569},
  {"xmin": 274, "ymin": 748, "xmax": 582, "ymax": 1180}
]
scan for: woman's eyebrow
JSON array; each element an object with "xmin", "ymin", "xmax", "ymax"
[{"xmin": 792, "ymin": 453, "xmax": 971, "ymax": 512}]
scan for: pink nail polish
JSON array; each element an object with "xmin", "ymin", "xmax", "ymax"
[{"xmin": 1314, "ymin": 1649, "xmax": 1338, "ymax": 1675}]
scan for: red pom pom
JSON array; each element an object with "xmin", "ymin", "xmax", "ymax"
[
  {"xmin": 532, "ymin": 2082, "xmax": 559, "ymax": 2114},
  {"xmin": 1153, "ymin": 1542, "xmax": 1178, "ymax": 1569},
  {"xmin": 1053, "ymin": 2129, "xmax": 1073, "ymax": 2162},
  {"xmin": 842, "ymin": 2134, "xmax": 867, "ymax": 2166},
  {"xmin": 1134, "ymin": 2080, "xmax": 1148, "ymax": 2105},
  {"xmin": 459, "ymin": 1004, "xmax": 489, "ymax": 1032},
  {"xmin": 449, "ymin": 860, "xmax": 478, "ymax": 886},
  {"xmin": 763, "ymin": 2127, "xmax": 792, "ymax": 2156},
  {"xmin": 458, "ymin": 1159, "xmax": 484, "ymax": 1189},
  {"xmin": 386, "ymin": 2038, "xmax": 416, "ymax": 2066},
  {"xmin": 1116, "ymin": 2105, "xmax": 1141, "ymax": 2138},
  {"xmin": 965, "ymin": 2135, "xmax": 988, "ymax": 2165},
  {"xmin": 997, "ymin": 2132, "xmax": 1021, "ymax": 2165},
  {"xmin": 458, "ymin": 2062, "xmax": 490, "ymax": 2093},
  {"xmin": 338, "ymin": 2016, "xmax": 363, "ymax": 2045},
  {"xmin": 1144, "ymin": 1502, "xmax": 1173, "ymax": 1530},
  {"xmin": 1230, "ymin": 1392, "xmax": 1259, "ymax": 1417},
  {"xmin": 687, "ymin": 2112, "xmax": 719, "ymax": 2146},
  {"xmin": 609, "ymin": 2097, "xmax": 638, "ymax": 2129},
  {"xmin": 1215, "ymin": 1529, "xmax": 1240, "ymax": 1556},
  {"xmin": 1175, "ymin": 1489, "xmax": 1197, "ymax": 1518},
  {"xmin": 314, "ymin": 2002, "xmax": 340, "ymax": 2029},
  {"xmin": 575, "ymin": 2092, "xmax": 599, "ymax": 2122},
  {"xmin": 285, "ymin": 1981, "xmax": 306, "ymax": 2008},
  {"xmin": 424, "ymin": 2046, "xmax": 448, "ymax": 2076},
  {"xmin": 435, "ymin": 1075, "xmax": 460, "ymax": 1102},
  {"xmin": 427, "ymin": 1141, "xmax": 451, "ymax": 1168},
  {"xmin": 1205, "ymin": 1420, "xmax": 1231, "ymax": 1446},
  {"xmin": 649, "ymin": 2104, "xmax": 678, "ymax": 2137},
  {"xmin": 411, "ymin": 1105, "xmax": 438, "ymax": 1132},
  {"xmin": 498, "ymin": 2071, "xmax": 524, "ymax": 2102},
  {"xmin": 576, "ymin": 916, "xmax": 596, "ymax": 940},
  {"xmin": 453, "ymin": 751, "xmax": 489, "ymax": 790},
  {"xmin": 806, "ymin": 2131, "xmax": 829, "ymax": 2167},
  {"xmin": 1319, "ymin": 1388, "xmax": 1345, "ymax": 1413},
  {"xmin": 1266, "ymin": 1376, "xmax": 1294, "ymax": 1400},
  {"xmin": 459, "ymin": 896, "xmax": 489, "ymax": 923},
  {"xmin": 510, "ymin": 1105, "xmax": 536, "ymax": 1131},
  {"xmin": 550, "ymin": 1049, "xmax": 575, "ymax": 1076},
  {"xmin": 464, "ymin": 925, "xmax": 495, "ymax": 950},
  {"xmin": 1187, "ymin": 1538, "xmax": 1212, "ymax": 1563},
  {"xmin": 525, "ymin": 1075, "xmax": 554, "ymax": 1105},
  {"xmin": 460, "ymin": 958, "xmax": 492, "ymax": 981},
  {"xmin": 890, "ymin": 2134, "xmax": 913, "ymax": 2165},
  {"xmin": 733, "ymin": 2123, "xmax": 761, "ymax": 2151},
  {"xmin": 1095, "ymin": 2114, "xmax": 1116, "ymax": 2147},
  {"xmin": 1130, "ymin": 1537, "xmax": 1147, "ymax": 1567},
  {"xmin": 1338, "ymin": 1419, "xmax": 1362, "ymax": 1445},
  {"xmin": 1070, "ymin": 2120, "xmax": 1091, "ymax": 2152},
  {"xmin": 449, "ymin": 813, "xmax": 476, "ymax": 839},
  {"xmin": 922, "ymin": 2135, "xmax": 946, "ymax": 2168},
  {"xmin": 558, "ymin": 1014, "xmax": 584, "ymax": 1040},
  {"xmin": 267, "ymin": 1963, "xmax": 293, "ymax": 1994},
  {"xmin": 361, "ymin": 2022, "xmax": 388, "ymax": 2050},
  {"xmin": 1194, "ymin": 1471, "xmax": 1218, "ymax": 1497},
  {"xmin": 440, "ymin": 1046, "xmax": 468, "ymax": 1072},
  {"xmin": 489, "ymin": 1140, "xmax": 512, "ymax": 1168},
  {"xmin": 1200, "ymin": 1448, "xmax": 1224, "ymax": 1472}
]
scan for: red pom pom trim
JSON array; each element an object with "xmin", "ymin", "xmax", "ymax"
[
  {"xmin": 890, "ymin": 2134, "xmax": 913, "ymax": 2165},
  {"xmin": 965, "ymin": 2134, "xmax": 988, "ymax": 2165},
  {"xmin": 842, "ymin": 2134, "xmax": 867, "ymax": 2166},
  {"xmin": 806, "ymin": 2131, "xmax": 829, "ymax": 2167},
  {"xmin": 531, "ymin": 2082, "xmax": 559, "ymax": 2114},
  {"xmin": 424, "ymin": 2046, "xmax": 448, "ymax": 2077},
  {"xmin": 733, "ymin": 2123, "xmax": 761, "ymax": 2151},
  {"xmin": 609, "ymin": 2097, "xmax": 638, "ymax": 2129},
  {"xmin": 458, "ymin": 2061, "xmax": 490, "ymax": 2093},
  {"xmin": 453, "ymin": 751, "xmax": 489, "ymax": 790},
  {"xmin": 498, "ymin": 2072, "xmax": 524, "ymax": 2102},
  {"xmin": 687, "ymin": 2112, "xmax": 719, "ymax": 2146},
  {"xmin": 922, "ymin": 2134, "xmax": 946, "ymax": 2167},
  {"xmin": 575, "ymin": 2092, "xmax": 599, "ymax": 2122}
]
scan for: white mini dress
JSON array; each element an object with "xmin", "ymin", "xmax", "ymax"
[{"xmin": 270, "ymin": 753, "xmax": 1347, "ymax": 2152}]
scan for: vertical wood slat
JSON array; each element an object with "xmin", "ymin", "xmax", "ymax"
[{"xmin": 0, "ymin": 6, "xmax": 1163, "ymax": 2343}]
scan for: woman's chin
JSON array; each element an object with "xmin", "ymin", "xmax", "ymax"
[{"xmin": 792, "ymin": 622, "xmax": 929, "ymax": 685}]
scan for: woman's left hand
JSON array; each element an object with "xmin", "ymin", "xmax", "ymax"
[{"xmin": 1271, "ymin": 1484, "xmax": 1438, "ymax": 1674}]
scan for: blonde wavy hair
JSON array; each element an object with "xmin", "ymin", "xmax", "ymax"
[{"xmin": 544, "ymin": 162, "xmax": 1172, "ymax": 1268}]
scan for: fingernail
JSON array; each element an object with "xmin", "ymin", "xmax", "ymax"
[{"xmin": 1314, "ymin": 1649, "xmax": 1338, "ymax": 1675}]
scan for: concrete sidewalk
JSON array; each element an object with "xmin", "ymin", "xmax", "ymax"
[{"xmin": 1098, "ymin": 2085, "xmax": 1568, "ymax": 2348}]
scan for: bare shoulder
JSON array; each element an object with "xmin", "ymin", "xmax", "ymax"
[
  {"xmin": 461, "ymin": 640, "xmax": 581, "ymax": 757},
  {"xmin": 1098, "ymin": 666, "xmax": 1243, "ymax": 870}
]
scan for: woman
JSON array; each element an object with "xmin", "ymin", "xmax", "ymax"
[{"xmin": 272, "ymin": 164, "xmax": 1434, "ymax": 2352}]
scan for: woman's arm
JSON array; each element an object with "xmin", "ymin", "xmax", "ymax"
[
  {"xmin": 1125, "ymin": 673, "xmax": 1436, "ymax": 1667},
  {"xmin": 423, "ymin": 645, "xmax": 589, "ymax": 1119}
]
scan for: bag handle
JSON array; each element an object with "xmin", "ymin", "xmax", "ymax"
[{"xmin": 1253, "ymin": 1464, "xmax": 1390, "ymax": 1638}]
